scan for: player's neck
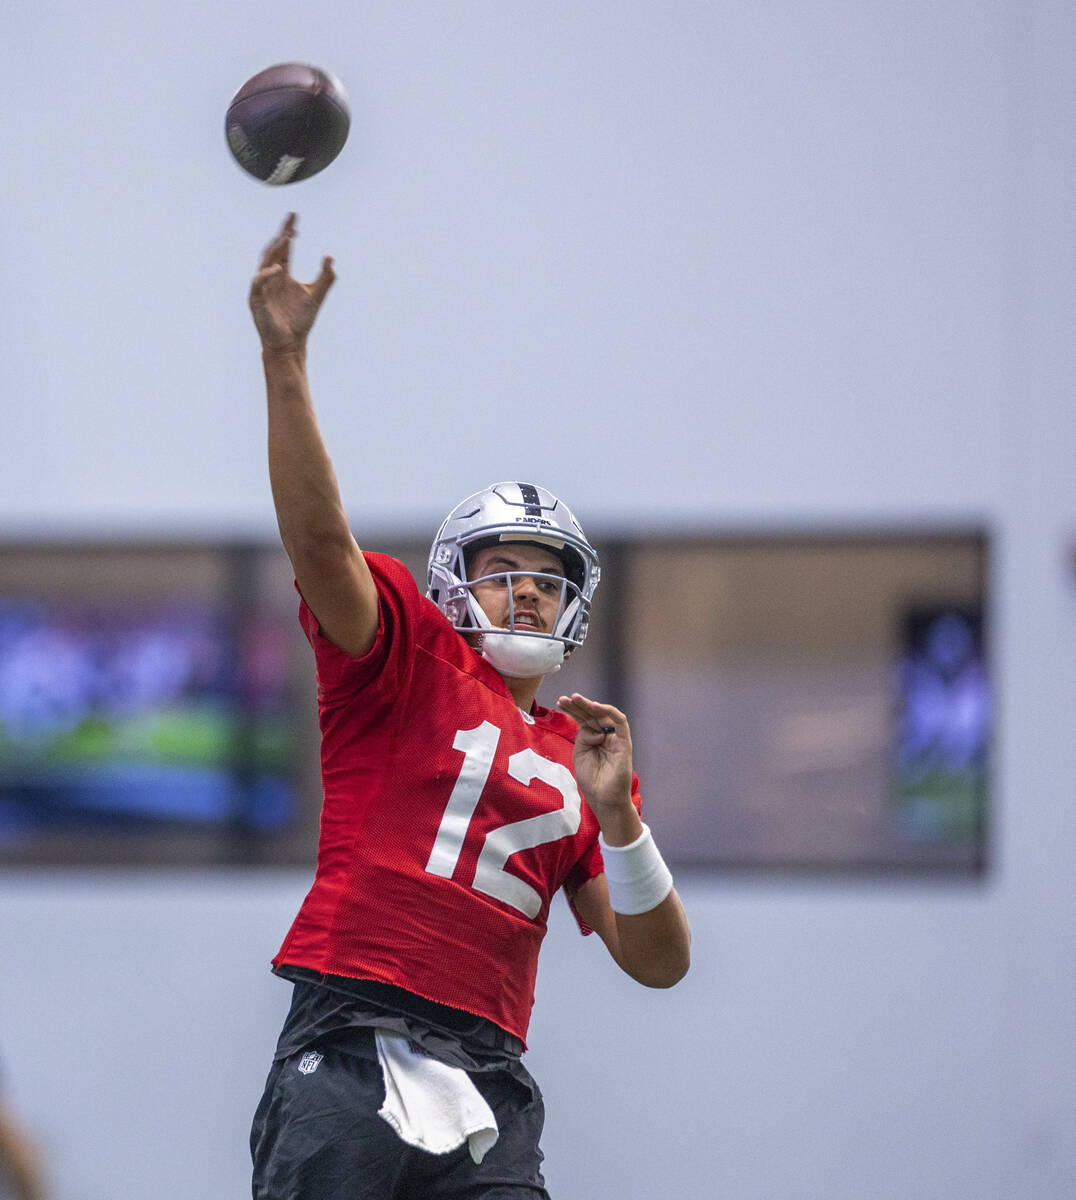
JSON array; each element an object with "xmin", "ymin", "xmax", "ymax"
[{"xmin": 501, "ymin": 673, "xmax": 542, "ymax": 713}]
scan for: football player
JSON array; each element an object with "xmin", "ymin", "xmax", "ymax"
[{"xmin": 248, "ymin": 214, "xmax": 690, "ymax": 1200}]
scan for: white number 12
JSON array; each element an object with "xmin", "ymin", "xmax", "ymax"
[{"xmin": 424, "ymin": 721, "xmax": 582, "ymax": 918}]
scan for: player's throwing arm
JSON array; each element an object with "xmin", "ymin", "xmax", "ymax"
[{"xmin": 249, "ymin": 214, "xmax": 379, "ymax": 659}]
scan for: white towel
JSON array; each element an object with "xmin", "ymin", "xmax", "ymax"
[{"xmin": 375, "ymin": 1030, "xmax": 499, "ymax": 1165}]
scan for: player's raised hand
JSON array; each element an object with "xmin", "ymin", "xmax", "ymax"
[
  {"xmin": 555, "ymin": 693, "xmax": 637, "ymax": 830},
  {"xmin": 249, "ymin": 213, "xmax": 336, "ymax": 354}
]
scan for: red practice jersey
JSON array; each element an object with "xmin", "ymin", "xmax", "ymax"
[{"xmin": 274, "ymin": 552, "xmax": 641, "ymax": 1045}]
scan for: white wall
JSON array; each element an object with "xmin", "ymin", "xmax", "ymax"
[
  {"xmin": 0, "ymin": 874, "xmax": 1017, "ymax": 1200},
  {"xmin": 2, "ymin": 2, "xmax": 1075, "ymax": 1198},
  {"xmin": 4, "ymin": 0, "xmax": 1010, "ymax": 534}
]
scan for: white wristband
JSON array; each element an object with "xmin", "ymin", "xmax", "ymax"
[{"xmin": 599, "ymin": 823, "xmax": 674, "ymax": 915}]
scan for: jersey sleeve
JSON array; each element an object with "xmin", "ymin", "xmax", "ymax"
[
  {"xmin": 296, "ymin": 552, "xmax": 420, "ymax": 708},
  {"xmin": 561, "ymin": 772, "xmax": 644, "ymax": 936}
]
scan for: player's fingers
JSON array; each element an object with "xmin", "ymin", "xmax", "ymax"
[
  {"xmin": 309, "ymin": 256, "xmax": 336, "ymax": 305},
  {"xmin": 556, "ymin": 694, "xmax": 598, "ymax": 722},
  {"xmin": 258, "ymin": 239, "xmax": 288, "ymax": 273},
  {"xmin": 249, "ymin": 263, "xmax": 283, "ymax": 300},
  {"xmin": 556, "ymin": 694, "xmax": 625, "ymax": 736},
  {"xmin": 560, "ymin": 693, "xmax": 625, "ymax": 723},
  {"xmin": 259, "ymin": 214, "xmax": 296, "ymax": 271}
]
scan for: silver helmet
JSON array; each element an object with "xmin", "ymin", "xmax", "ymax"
[{"xmin": 427, "ymin": 482, "xmax": 600, "ymax": 677}]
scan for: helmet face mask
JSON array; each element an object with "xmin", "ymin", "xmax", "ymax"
[{"xmin": 427, "ymin": 482, "xmax": 600, "ymax": 676}]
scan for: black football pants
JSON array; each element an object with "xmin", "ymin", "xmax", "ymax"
[{"xmin": 251, "ymin": 1033, "xmax": 551, "ymax": 1200}]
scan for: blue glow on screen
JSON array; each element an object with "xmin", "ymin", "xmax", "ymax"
[
  {"xmin": 0, "ymin": 599, "xmax": 296, "ymax": 842},
  {"xmin": 895, "ymin": 607, "xmax": 989, "ymax": 843}
]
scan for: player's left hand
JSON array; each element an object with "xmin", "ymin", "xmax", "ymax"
[{"xmin": 555, "ymin": 693, "xmax": 636, "ymax": 825}]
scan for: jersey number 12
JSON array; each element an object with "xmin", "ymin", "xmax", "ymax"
[{"xmin": 424, "ymin": 721, "xmax": 582, "ymax": 919}]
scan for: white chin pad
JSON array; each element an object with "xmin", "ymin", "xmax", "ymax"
[{"xmin": 481, "ymin": 631, "xmax": 564, "ymax": 678}]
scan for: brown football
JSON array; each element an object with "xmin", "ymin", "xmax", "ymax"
[{"xmin": 225, "ymin": 63, "xmax": 350, "ymax": 185}]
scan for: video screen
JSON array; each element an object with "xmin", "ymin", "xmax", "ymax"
[{"xmin": 0, "ymin": 597, "xmax": 297, "ymax": 845}]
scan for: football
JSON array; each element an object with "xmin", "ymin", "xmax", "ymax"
[{"xmin": 225, "ymin": 63, "xmax": 350, "ymax": 185}]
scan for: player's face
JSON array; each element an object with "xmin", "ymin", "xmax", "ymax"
[{"xmin": 469, "ymin": 544, "xmax": 566, "ymax": 634}]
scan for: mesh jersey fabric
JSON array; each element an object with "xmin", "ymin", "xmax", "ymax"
[{"xmin": 273, "ymin": 551, "xmax": 642, "ymax": 1046}]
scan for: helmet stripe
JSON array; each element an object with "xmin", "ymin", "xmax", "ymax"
[{"xmin": 518, "ymin": 483, "xmax": 543, "ymax": 517}]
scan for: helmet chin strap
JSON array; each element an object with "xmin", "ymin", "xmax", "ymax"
[{"xmin": 469, "ymin": 599, "xmax": 565, "ymax": 678}]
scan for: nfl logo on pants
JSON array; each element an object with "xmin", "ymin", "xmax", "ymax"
[{"xmin": 298, "ymin": 1051, "xmax": 323, "ymax": 1076}]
